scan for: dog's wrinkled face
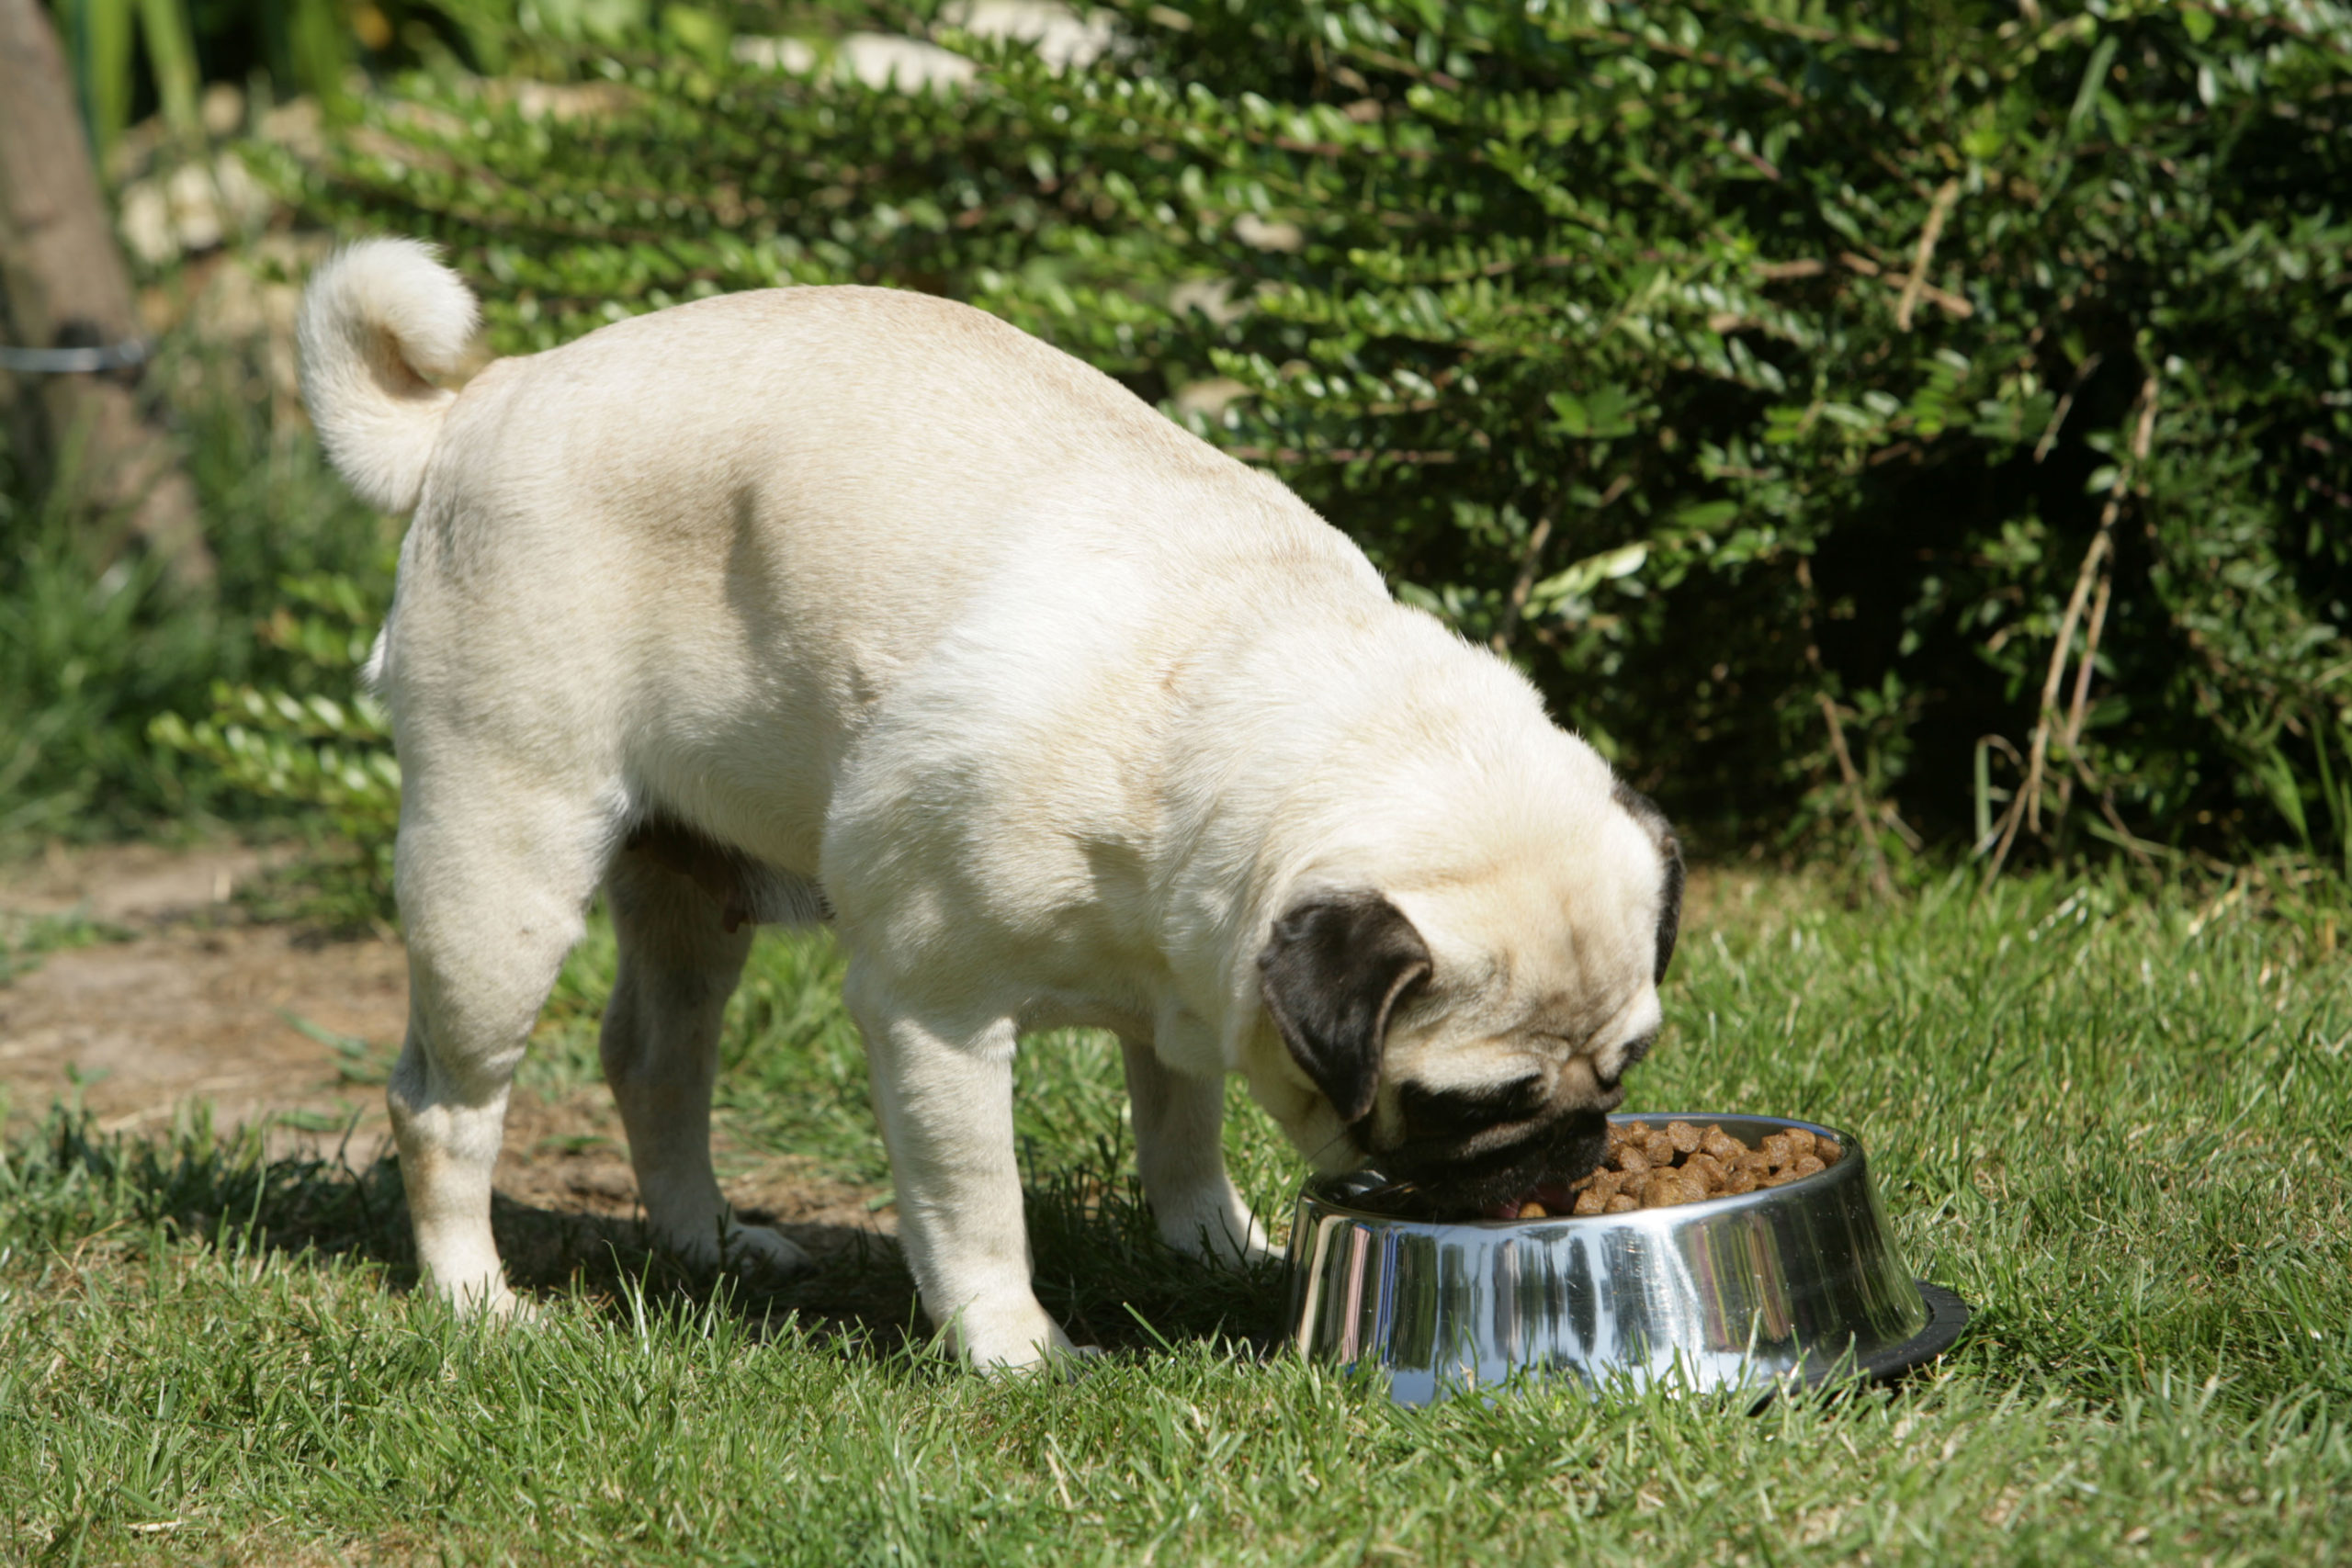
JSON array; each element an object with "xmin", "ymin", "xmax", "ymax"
[{"xmin": 1258, "ymin": 781, "xmax": 1683, "ymax": 1219}]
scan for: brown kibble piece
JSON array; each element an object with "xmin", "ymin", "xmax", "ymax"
[
  {"xmin": 1643, "ymin": 1179, "xmax": 1687, "ymax": 1210},
  {"xmin": 1701, "ymin": 1126, "xmax": 1745, "ymax": 1162},
  {"xmin": 1518, "ymin": 1201, "xmax": 1550, "ymax": 1220},
  {"xmin": 1722, "ymin": 1166, "xmax": 1758, "ymax": 1196},
  {"xmin": 1666, "ymin": 1121, "xmax": 1703, "ymax": 1155},
  {"xmin": 1816, "ymin": 1138, "xmax": 1843, "ymax": 1166},
  {"xmin": 1605, "ymin": 1122, "xmax": 1636, "ymax": 1151},
  {"xmin": 1761, "ymin": 1133, "xmax": 1795, "ymax": 1168},
  {"xmin": 1642, "ymin": 1130, "xmax": 1676, "ymax": 1166},
  {"xmin": 1758, "ymin": 1169, "xmax": 1795, "ymax": 1189},
  {"xmin": 1617, "ymin": 1145, "xmax": 1651, "ymax": 1176},
  {"xmin": 1787, "ymin": 1154, "xmax": 1826, "ymax": 1180},
  {"xmin": 1589, "ymin": 1169, "xmax": 1623, "ymax": 1199},
  {"xmin": 1783, "ymin": 1128, "xmax": 1816, "ymax": 1160},
  {"xmin": 1617, "ymin": 1168, "xmax": 1651, "ymax": 1200},
  {"xmin": 1573, "ymin": 1189, "xmax": 1609, "ymax": 1216},
  {"xmin": 1604, "ymin": 1194, "xmax": 1639, "ymax": 1213},
  {"xmin": 1736, "ymin": 1150, "xmax": 1773, "ymax": 1176},
  {"xmin": 1683, "ymin": 1153, "xmax": 1724, "ymax": 1190}
]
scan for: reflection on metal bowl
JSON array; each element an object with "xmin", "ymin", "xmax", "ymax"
[{"xmin": 1285, "ymin": 1113, "xmax": 1968, "ymax": 1405}]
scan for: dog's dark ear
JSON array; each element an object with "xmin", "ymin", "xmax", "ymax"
[
  {"xmin": 1258, "ymin": 891, "xmax": 1431, "ymax": 1125},
  {"xmin": 1612, "ymin": 780, "xmax": 1685, "ymax": 983}
]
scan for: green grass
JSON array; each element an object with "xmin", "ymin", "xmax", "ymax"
[{"xmin": 4, "ymin": 868, "xmax": 2350, "ymax": 1564}]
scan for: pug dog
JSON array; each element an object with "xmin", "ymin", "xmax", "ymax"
[{"xmin": 299, "ymin": 239, "xmax": 1681, "ymax": 1370}]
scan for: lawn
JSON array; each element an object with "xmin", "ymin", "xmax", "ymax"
[{"xmin": 3, "ymin": 867, "xmax": 2348, "ymax": 1564}]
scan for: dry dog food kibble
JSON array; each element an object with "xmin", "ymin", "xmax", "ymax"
[
  {"xmin": 1520, "ymin": 1122, "xmax": 1844, "ymax": 1216},
  {"xmin": 1700, "ymin": 1126, "xmax": 1745, "ymax": 1162}
]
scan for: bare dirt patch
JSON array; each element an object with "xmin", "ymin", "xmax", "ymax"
[
  {"xmin": 0, "ymin": 841, "xmax": 397, "ymax": 1145},
  {"xmin": 0, "ymin": 841, "xmax": 894, "ymax": 1272}
]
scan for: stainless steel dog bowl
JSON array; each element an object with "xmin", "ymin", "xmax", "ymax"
[{"xmin": 1286, "ymin": 1113, "xmax": 1968, "ymax": 1404}]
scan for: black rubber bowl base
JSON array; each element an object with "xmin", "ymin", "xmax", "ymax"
[{"xmin": 1749, "ymin": 1281, "xmax": 1973, "ymax": 1411}]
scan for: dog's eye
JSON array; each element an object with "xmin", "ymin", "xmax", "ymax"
[{"xmin": 1398, "ymin": 1075, "xmax": 1546, "ymax": 1142}]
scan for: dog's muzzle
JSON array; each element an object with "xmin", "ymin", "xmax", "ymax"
[{"xmin": 1364, "ymin": 1077, "xmax": 1621, "ymax": 1222}]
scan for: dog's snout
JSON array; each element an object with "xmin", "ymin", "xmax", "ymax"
[
  {"xmin": 1397, "ymin": 1075, "xmax": 1546, "ymax": 1144},
  {"xmin": 1555, "ymin": 1052, "xmax": 1625, "ymax": 1114},
  {"xmin": 1370, "ymin": 1103, "xmax": 1612, "ymax": 1222}
]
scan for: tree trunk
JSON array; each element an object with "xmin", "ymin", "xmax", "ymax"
[{"xmin": 0, "ymin": 0, "xmax": 211, "ymax": 587}]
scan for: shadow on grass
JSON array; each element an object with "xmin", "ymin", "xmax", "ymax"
[{"xmin": 3, "ymin": 1107, "xmax": 1289, "ymax": 1359}]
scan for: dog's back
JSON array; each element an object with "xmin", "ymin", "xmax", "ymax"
[{"xmin": 303, "ymin": 243, "xmax": 1377, "ymax": 874}]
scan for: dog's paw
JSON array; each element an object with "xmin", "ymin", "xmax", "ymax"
[
  {"xmin": 949, "ymin": 1299, "xmax": 1083, "ymax": 1374},
  {"xmin": 974, "ymin": 1340, "xmax": 1106, "ymax": 1382},
  {"xmin": 490, "ymin": 1291, "xmax": 547, "ymax": 1325},
  {"xmin": 662, "ymin": 1217, "xmax": 816, "ymax": 1281},
  {"xmin": 1157, "ymin": 1198, "xmax": 1278, "ymax": 1270},
  {"xmin": 423, "ymin": 1273, "xmax": 539, "ymax": 1323},
  {"xmin": 719, "ymin": 1222, "xmax": 813, "ymax": 1279},
  {"xmin": 717, "ymin": 1219, "xmax": 816, "ymax": 1279}
]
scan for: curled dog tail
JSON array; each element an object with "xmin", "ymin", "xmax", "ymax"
[{"xmin": 298, "ymin": 239, "xmax": 480, "ymax": 513}]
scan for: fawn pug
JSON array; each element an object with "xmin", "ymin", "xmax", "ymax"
[{"xmin": 299, "ymin": 239, "xmax": 1680, "ymax": 1368}]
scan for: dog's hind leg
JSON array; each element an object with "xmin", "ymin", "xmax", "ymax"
[
  {"xmin": 600, "ymin": 840, "xmax": 811, "ymax": 1279},
  {"xmin": 1118, "ymin": 1038, "xmax": 1274, "ymax": 1269},
  {"xmin": 389, "ymin": 779, "xmax": 615, "ymax": 1315}
]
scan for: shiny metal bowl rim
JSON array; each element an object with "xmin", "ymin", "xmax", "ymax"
[{"xmin": 1306, "ymin": 1111, "xmax": 1861, "ymax": 1228}]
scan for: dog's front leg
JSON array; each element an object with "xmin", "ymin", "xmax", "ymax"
[
  {"xmin": 1119, "ymin": 1037, "xmax": 1274, "ymax": 1268},
  {"xmin": 852, "ymin": 989, "xmax": 1080, "ymax": 1370}
]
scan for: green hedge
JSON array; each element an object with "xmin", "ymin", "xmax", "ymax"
[{"xmin": 281, "ymin": 0, "xmax": 2352, "ymax": 867}]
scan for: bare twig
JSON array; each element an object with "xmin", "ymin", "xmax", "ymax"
[
  {"xmin": 1996, "ymin": 533, "xmax": 2109, "ymax": 861},
  {"xmin": 2073, "ymin": 753, "xmax": 2160, "ymax": 870},
  {"xmin": 2053, "ymin": 556, "xmax": 2158, "ymax": 874},
  {"xmin": 1492, "ymin": 475, "xmax": 1632, "ymax": 655},
  {"xmin": 1818, "ymin": 694, "xmax": 1896, "ymax": 901},
  {"xmin": 1972, "ymin": 733, "xmax": 2026, "ymax": 856},
  {"xmin": 1757, "ymin": 252, "xmax": 1974, "ymax": 317},
  {"xmin": 1838, "ymin": 252, "xmax": 1974, "ymax": 319},
  {"xmin": 1894, "ymin": 180, "xmax": 1962, "ymax": 333},
  {"xmin": 1794, "ymin": 556, "xmax": 1894, "ymax": 899},
  {"xmin": 1733, "ymin": 9, "xmax": 1900, "ymax": 51},
  {"xmin": 1988, "ymin": 375, "xmax": 2159, "ymax": 876},
  {"xmin": 2033, "ymin": 352, "xmax": 2103, "ymax": 463},
  {"xmin": 2063, "ymin": 553, "xmax": 2115, "ymax": 755},
  {"xmin": 1492, "ymin": 504, "xmax": 1556, "ymax": 656}
]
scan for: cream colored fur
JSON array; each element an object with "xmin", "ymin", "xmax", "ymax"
[
  {"xmin": 298, "ymin": 239, "xmax": 479, "ymax": 513},
  {"xmin": 301, "ymin": 239, "xmax": 1675, "ymax": 1369}
]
